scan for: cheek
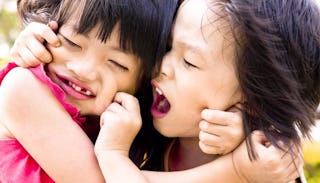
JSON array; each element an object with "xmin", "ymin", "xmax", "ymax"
[
  {"xmin": 124, "ymin": 72, "xmax": 143, "ymax": 95},
  {"xmin": 205, "ymin": 79, "xmax": 241, "ymax": 110},
  {"xmin": 120, "ymin": 77, "xmax": 139, "ymax": 95}
]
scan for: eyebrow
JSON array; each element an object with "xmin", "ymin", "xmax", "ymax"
[
  {"xmin": 176, "ymin": 40, "xmax": 207, "ymax": 63},
  {"xmin": 108, "ymin": 45, "xmax": 127, "ymax": 53},
  {"xmin": 177, "ymin": 40, "xmax": 207, "ymax": 60},
  {"xmin": 178, "ymin": 40, "xmax": 202, "ymax": 54},
  {"xmin": 63, "ymin": 24, "xmax": 90, "ymax": 39}
]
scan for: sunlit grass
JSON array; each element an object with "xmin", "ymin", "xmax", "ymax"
[{"xmin": 303, "ymin": 141, "xmax": 320, "ymax": 182}]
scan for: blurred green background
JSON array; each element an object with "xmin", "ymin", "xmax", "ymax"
[
  {"xmin": 0, "ymin": 0, "xmax": 319, "ymax": 181},
  {"xmin": 0, "ymin": 0, "xmax": 21, "ymax": 65}
]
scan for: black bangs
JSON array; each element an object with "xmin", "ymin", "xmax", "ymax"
[{"xmin": 18, "ymin": 0, "xmax": 177, "ymax": 82}]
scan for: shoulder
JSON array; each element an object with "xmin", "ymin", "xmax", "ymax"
[
  {"xmin": 0, "ymin": 67, "xmax": 56, "ymax": 120},
  {"xmin": 0, "ymin": 67, "xmax": 47, "ymax": 101}
]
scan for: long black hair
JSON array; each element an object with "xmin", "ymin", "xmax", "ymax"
[{"xmin": 216, "ymin": 0, "xmax": 320, "ymax": 158}]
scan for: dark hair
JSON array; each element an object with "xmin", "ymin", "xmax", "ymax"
[
  {"xmin": 218, "ymin": 0, "xmax": 320, "ymax": 158},
  {"xmin": 17, "ymin": 0, "xmax": 177, "ymax": 86},
  {"xmin": 17, "ymin": 0, "xmax": 178, "ymax": 167}
]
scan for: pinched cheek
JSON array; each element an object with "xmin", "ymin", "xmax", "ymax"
[{"xmin": 121, "ymin": 82, "xmax": 138, "ymax": 94}]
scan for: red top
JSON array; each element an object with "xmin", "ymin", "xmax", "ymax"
[{"xmin": 0, "ymin": 63, "xmax": 87, "ymax": 183}]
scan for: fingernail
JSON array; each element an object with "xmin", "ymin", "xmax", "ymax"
[{"xmin": 55, "ymin": 42, "xmax": 61, "ymax": 47}]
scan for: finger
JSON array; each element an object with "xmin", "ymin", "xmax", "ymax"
[
  {"xmin": 199, "ymin": 120, "xmax": 222, "ymax": 135},
  {"xmin": 10, "ymin": 53, "xmax": 29, "ymax": 68},
  {"xmin": 27, "ymin": 37, "xmax": 53, "ymax": 63},
  {"xmin": 113, "ymin": 92, "xmax": 140, "ymax": 119},
  {"xmin": 199, "ymin": 120, "xmax": 242, "ymax": 138},
  {"xmin": 106, "ymin": 102, "xmax": 126, "ymax": 113},
  {"xmin": 199, "ymin": 141, "xmax": 221, "ymax": 154},
  {"xmin": 199, "ymin": 130, "xmax": 220, "ymax": 146},
  {"xmin": 201, "ymin": 109, "xmax": 240, "ymax": 126},
  {"xmin": 18, "ymin": 46, "xmax": 42, "ymax": 67},
  {"xmin": 47, "ymin": 21, "xmax": 59, "ymax": 32},
  {"xmin": 29, "ymin": 22, "xmax": 60, "ymax": 47},
  {"xmin": 100, "ymin": 103, "xmax": 126, "ymax": 126}
]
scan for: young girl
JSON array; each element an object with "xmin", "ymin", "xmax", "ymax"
[
  {"xmin": 0, "ymin": 0, "xmax": 178, "ymax": 182},
  {"xmin": 93, "ymin": 0, "xmax": 320, "ymax": 182},
  {"xmin": 9, "ymin": 0, "xmax": 304, "ymax": 183}
]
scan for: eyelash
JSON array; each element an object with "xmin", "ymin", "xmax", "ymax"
[
  {"xmin": 60, "ymin": 34, "xmax": 81, "ymax": 49},
  {"xmin": 183, "ymin": 59, "xmax": 197, "ymax": 68},
  {"xmin": 109, "ymin": 60, "xmax": 129, "ymax": 71}
]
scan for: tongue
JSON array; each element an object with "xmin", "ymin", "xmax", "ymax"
[{"xmin": 157, "ymin": 97, "xmax": 170, "ymax": 113}]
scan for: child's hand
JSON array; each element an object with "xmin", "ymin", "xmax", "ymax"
[
  {"xmin": 232, "ymin": 131, "xmax": 304, "ymax": 183},
  {"xmin": 94, "ymin": 92, "xmax": 142, "ymax": 157},
  {"xmin": 10, "ymin": 21, "xmax": 60, "ymax": 67},
  {"xmin": 199, "ymin": 104, "xmax": 244, "ymax": 155}
]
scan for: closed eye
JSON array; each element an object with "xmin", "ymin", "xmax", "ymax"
[
  {"xmin": 183, "ymin": 59, "xmax": 197, "ymax": 68},
  {"xmin": 109, "ymin": 60, "xmax": 129, "ymax": 71},
  {"xmin": 59, "ymin": 34, "xmax": 81, "ymax": 49}
]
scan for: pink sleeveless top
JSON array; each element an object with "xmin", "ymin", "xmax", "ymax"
[{"xmin": 0, "ymin": 62, "xmax": 86, "ymax": 183}]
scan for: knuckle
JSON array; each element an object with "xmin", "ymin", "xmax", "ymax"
[
  {"xmin": 34, "ymin": 48, "xmax": 49, "ymax": 59},
  {"xmin": 199, "ymin": 121, "xmax": 209, "ymax": 130},
  {"xmin": 199, "ymin": 143, "xmax": 216, "ymax": 154}
]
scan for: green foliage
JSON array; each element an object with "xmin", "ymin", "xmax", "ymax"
[
  {"xmin": 305, "ymin": 163, "xmax": 320, "ymax": 183},
  {"xmin": 0, "ymin": 9, "xmax": 22, "ymax": 46},
  {"xmin": 0, "ymin": 1, "xmax": 22, "ymax": 61}
]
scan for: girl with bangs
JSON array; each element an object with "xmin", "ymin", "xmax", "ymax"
[
  {"xmin": 7, "ymin": 0, "xmax": 307, "ymax": 182},
  {"xmin": 94, "ymin": 0, "xmax": 320, "ymax": 182},
  {"xmin": 0, "ymin": 0, "xmax": 177, "ymax": 182}
]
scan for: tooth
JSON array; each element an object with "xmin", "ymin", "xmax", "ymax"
[
  {"xmin": 156, "ymin": 87, "xmax": 162, "ymax": 95},
  {"xmin": 75, "ymin": 86, "xmax": 82, "ymax": 92},
  {"xmin": 85, "ymin": 90, "xmax": 92, "ymax": 96}
]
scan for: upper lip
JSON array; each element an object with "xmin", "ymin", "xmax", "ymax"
[
  {"xmin": 151, "ymin": 80, "xmax": 164, "ymax": 96},
  {"xmin": 56, "ymin": 73, "xmax": 96, "ymax": 96}
]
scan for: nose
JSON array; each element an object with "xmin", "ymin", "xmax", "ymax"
[
  {"xmin": 66, "ymin": 59, "xmax": 98, "ymax": 81},
  {"xmin": 159, "ymin": 54, "xmax": 174, "ymax": 79}
]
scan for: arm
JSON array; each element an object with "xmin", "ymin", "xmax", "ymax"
[
  {"xmin": 95, "ymin": 94, "xmax": 303, "ymax": 183},
  {"xmin": 0, "ymin": 67, "xmax": 104, "ymax": 182},
  {"xmin": 142, "ymin": 132, "xmax": 304, "ymax": 183}
]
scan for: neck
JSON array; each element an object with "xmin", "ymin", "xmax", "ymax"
[{"xmin": 168, "ymin": 137, "xmax": 220, "ymax": 171}]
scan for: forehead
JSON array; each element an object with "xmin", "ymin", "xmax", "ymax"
[{"xmin": 174, "ymin": 0, "xmax": 234, "ymax": 57}]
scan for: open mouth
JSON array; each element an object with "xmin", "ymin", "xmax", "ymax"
[
  {"xmin": 151, "ymin": 81, "xmax": 171, "ymax": 118},
  {"xmin": 65, "ymin": 79, "xmax": 93, "ymax": 96},
  {"xmin": 56, "ymin": 74, "xmax": 95, "ymax": 99}
]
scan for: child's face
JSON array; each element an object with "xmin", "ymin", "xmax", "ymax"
[
  {"xmin": 46, "ymin": 20, "xmax": 142, "ymax": 116},
  {"xmin": 151, "ymin": 0, "xmax": 242, "ymax": 137}
]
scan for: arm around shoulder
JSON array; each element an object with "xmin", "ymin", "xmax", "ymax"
[{"xmin": 0, "ymin": 67, "xmax": 105, "ymax": 183}]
